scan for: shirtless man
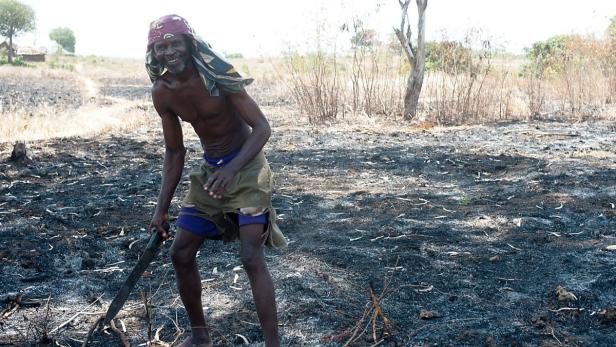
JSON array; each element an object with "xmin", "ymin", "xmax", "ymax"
[{"xmin": 146, "ymin": 15, "xmax": 286, "ymax": 347}]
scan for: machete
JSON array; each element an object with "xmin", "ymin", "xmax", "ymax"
[{"xmin": 103, "ymin": 222, "xmax": 169, "ymax": 325}]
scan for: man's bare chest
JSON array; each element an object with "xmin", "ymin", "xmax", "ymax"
[{"xmin": 168, "ymin": 81, "xmax": 227, "ymax": 123}]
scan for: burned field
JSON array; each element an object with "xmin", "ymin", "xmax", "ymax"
[{"xmin": 1, "ymin": 77, "xmax": 616, "ymax": 346}]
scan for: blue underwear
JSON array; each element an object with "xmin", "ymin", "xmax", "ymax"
[
  {"xmin": 203, "ymin": 147, "xmax": 241, "ymax": 167},
  {"xmin": 177, "ymin": 207, "xmax": 269, "ymax": 238}
]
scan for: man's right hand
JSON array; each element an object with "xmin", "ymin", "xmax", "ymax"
[{"xmin": 150, "ymin": 213, "xmax": 171, "ymax": 240}]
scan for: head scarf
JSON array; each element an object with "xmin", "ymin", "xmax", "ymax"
[{"xmin": 145, "ymin": 14, "xmax": 253, "ymax": 96}]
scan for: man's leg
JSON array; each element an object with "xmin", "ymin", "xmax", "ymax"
[
  {"xmin": 239, "ymin": 222, "xmax": 280, "ymax": 347},
  {"xmin": 169, "ymin": 228, "xmax": 211, "ymax": 347}
]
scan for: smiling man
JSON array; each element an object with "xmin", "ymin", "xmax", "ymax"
[{"xmin": 145, "ymin": 14, "xmax": 286, "ymax": 347}]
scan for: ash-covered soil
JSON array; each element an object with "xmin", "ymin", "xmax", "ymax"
[
  {"xmin": 1, "ymin": 106, "xmax": 616, "ymax": 346},
  {"xmin": 98, "ymin": 77, "xmax": 152, "ymax": 101},
  {"xmin": 0, "ymin": 73, "xmax": 83, "ymax": 112}
]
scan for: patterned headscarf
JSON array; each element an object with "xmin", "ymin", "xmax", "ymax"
[{"xmin": 145, "ymin": 14, "xmax": 253, "ymax": 95}]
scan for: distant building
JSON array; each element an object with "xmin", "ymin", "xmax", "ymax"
[{"xmin": 0, "ymin": 41, "xmax": 47, "ymax": 62}]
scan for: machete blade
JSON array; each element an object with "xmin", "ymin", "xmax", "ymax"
[{"xmin": 103, "ymin": 224, "xmax": 167, "ymax": 325}]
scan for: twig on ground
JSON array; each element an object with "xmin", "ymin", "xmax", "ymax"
[
  {"xmin": 343, "ymin": 257, "xmax": 399, "ymax": 346},
  {"xmin": 549, "ymin": 327, "xmax": 562, "ymax": 346},
  {"xmin": 141, "ymin": 289, "xmax": 152, "ymax": 343},
  {"xmin": 369, "ymin": 283, "xmax": 392, "ymax": 342},
  {"xmin": 81, "ymin": 317, "xmax": 103, "ymax": 347},
  {"xmin": 549, "ymin": 307, "xmax": 583, "ymax": 313},
  {"xmin": 110, "ymin": 319, "xmax": 130, "ymax": 347},
  {"xmin": 50, "ymin": 294, "xmax": 103, "ymax": 334},
  {"xmin": 0, "ymin": 294, "xmax": 22, "ymax": 319},
  {"xmin": 155, "ymin": 311, "xmax": 184, "ymax": 346}
]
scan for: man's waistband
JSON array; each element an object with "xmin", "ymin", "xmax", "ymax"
[{"xmin": 203, "ymin": 148, "xmax": 241, "ymax": 167}]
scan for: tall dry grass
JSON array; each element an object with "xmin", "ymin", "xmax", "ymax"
[{"xmin": 281, "ymin": 34, "xmax": 616, "ymax": 124}]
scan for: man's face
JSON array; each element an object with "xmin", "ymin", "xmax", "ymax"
[{"xmin": 153, "ymin": 35, "xmax": 191, "ymax": 74}]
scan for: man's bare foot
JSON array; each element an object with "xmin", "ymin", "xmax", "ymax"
[{"xmin": 177, "ymin": 336, "xmax": 213, "ymax": 347}]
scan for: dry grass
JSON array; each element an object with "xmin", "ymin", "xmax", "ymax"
[
  {"xmin": 0, "ymin": 102, "xmax": 153, "ymax": 143},
  {"xmin": 3, "ymin": 36, "xmax": 616, "ymax": 145},
  {"xmin": 0, "ymin": 58, "xmax": 153, "ymax": 144},
  {"xmin": 281, "ymin": 35, "xmax": 616, "ymax": 124}
]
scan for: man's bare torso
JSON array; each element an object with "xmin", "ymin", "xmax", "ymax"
[{"xmin": 153, "ymin": 71, "xmax": 251, "ymax": 157}]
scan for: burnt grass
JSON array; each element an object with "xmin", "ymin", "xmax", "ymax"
[{"xmin": 1, "ymin": 98, "xmax": 616, "ymax": 345}]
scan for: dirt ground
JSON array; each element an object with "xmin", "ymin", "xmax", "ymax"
[{"xmin": 1, "ymin": 70, "xmax": 616, "ymax": 347}]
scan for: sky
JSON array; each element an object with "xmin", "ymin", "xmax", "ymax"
[{"xmin": 10, "ymin": 0, "xmax": 616, "ymax": 59}]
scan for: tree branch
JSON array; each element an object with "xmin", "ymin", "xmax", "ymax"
[{"xmin": 395, "ymin": 0, "xmax": 415, "ymax": 65}]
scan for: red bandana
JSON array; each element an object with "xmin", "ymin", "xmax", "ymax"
[{"xmin": 147, "ymin": 14, "xmax": 195, "ymax": 48}]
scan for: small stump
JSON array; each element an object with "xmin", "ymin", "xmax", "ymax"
[{"xmin": 10, "ymin": 142, "xmax": 27, "ymax": 163}]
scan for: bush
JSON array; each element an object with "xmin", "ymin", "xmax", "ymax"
[
  {"xmin": 425, "ymin": 41, "xmax": 473, "ymax": 73},
  {"xmin": 0, "ymin": 55, "xmax": 31, "ymax": 66},
  {"xmin": 523, "ymin": 35, "xmax": 568, "ymax": 77},
  {"xmin": 48, "ymin": 54, "xmax": 74, "ymax": 71}
]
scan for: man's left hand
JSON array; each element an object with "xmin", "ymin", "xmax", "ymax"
[{"xmin": 204, "ymin": 167, "xmax": 236, "ymax": 199}]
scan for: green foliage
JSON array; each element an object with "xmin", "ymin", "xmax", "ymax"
[
  {"xmin": 49, "ymin": 27, "xmax": 75, "ymax": 53},
  {"xmin": 0, "ymin": 0, "xmax": 35, "ymax": 38},
  {"xmin": 0, "ymin": 0, "xmax": 34, "ymax": 46},
  {"xmin": 0, "ymin": 0, "xmax": 35, "ymax": 63},
  {"xmin": 351, "ymin": 28, "xmax": 378, "ymax": 49},
  {"xmin": 459, "ymin": 194, "xmax": 472, "ymax": 206},
  {"xmin": 424, "ymin": 41, "xmax": 473, "ymax": 73},
  {"xmin": 608, "ymin": 16, "xmax": 616, "ymax": 38},
  {"xmin": 48, "ymin": 54, "xmax": 74, "ymax": 71},
  {"xmin": 523, "ymin": 35, "xmax": 568, "ymax": 77},
  {"xmin": 0, "ymin": 55, "xmax": 29, "ymax": 66},
  {"xmin": 225, "ymin": 52, "xmax": 243, "ymax": 59}
]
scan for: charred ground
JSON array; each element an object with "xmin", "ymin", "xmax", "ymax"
[{"xmin": 1, "ymin": 72, "xmax": 615, "ymax": 346}]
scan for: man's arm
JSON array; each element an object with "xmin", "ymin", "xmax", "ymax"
[
  {"xmin": 151, "ymin": 86, "xmax": 186, "ymax": 238},
  {"xmin": 205, "ymin": 89, "xmax": 271, "ymax": 198}
]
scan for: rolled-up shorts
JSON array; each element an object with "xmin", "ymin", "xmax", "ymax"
[{"xmin": 176, "ymin": 150, "xmax": 287, "ymax": 248}]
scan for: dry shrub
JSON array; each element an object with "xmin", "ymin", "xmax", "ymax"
[
  {"xmin": 281, "ymin": 47, "xmax": 406, "ymax": 123},
  {"xmin": 283, "ymin": 52, "xmax": 341, "ymax": 123},
  {"xmin": 520, "ymin": 35, "xmax": 616, "ymax": 121},
  {"xmin": 349, "ymin": 47, "xmax": 405, "ymax": 118},
  {"xmin": 420, "ymin": 37, "xmax": 521, "ymax": 124},
  {"xmin": 281, "ymin": 29, "xmax": 616, "ymax": 125}
]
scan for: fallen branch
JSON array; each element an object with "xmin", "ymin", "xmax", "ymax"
[
  {"xmin": 343, "ymin": 257, "xmax": 398, "ymax": 346},
  {"xmin": 369, "ymin": 283, "xmax": 392, "ymax": 342}
]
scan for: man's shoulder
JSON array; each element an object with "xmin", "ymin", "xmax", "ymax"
[{"xmin": 151, "ymin": 78, "xmax": 173, "ymax": 101}]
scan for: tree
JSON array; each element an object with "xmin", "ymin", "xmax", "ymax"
[
  {"xmin": 525, "ymin": 35, "xmax": 568, "ymax": 77},
  {"xmin": 351, "ymin": 28, "xmax": 378, "ymax": 49},
  {"xmin": 394, "ymin": 0, "xmax": 428, "ymax": 120},
  {"xmin": 0, "ymin": 0, "xmax": 35, "ymax": 63},
  {"xmin": 607, "ymin": 15, "xmax": 616, "ymax": 38},
  {"xmin": 49, "ymin": 27, "xmax": 75, "ymax": 53}
]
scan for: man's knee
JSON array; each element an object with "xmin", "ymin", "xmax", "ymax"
[
  {"xmin": 240, "ymin": 247, "xmax": 264, "ymax": 272},
  {"xmin": 170, "ymin": 243, "xmax": 195, "ymax": 267}
]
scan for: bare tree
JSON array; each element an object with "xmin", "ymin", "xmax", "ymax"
[{"xmin": 394, "ymin": 0, "xmax": 428, "ymax": 120}]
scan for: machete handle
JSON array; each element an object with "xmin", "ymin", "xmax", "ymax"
[{"xmin": 148, "ymin": 221, "xmax": 170, "ymax": 247}]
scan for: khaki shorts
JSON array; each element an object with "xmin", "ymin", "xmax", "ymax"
[{"xmin": 178, "ymin": 151, "xmax": 287, "ymax": 248}]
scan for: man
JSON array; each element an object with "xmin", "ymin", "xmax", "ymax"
[{"xmin": 146, "ymin": 14, "xmax": 286, "ymax": 347}]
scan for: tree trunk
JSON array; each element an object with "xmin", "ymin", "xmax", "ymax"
[
  {"xmin": 8, "ymin": 33, "xmax": 14, "ymax": 64},
  {"xmin": 403, "ymin": 0, "xmax": 427, "ymax": 120}
]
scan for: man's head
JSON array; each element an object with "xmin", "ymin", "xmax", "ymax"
[{"xmin": 147, "ymin": 15, "xmax": 195, "ymax": 74}]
